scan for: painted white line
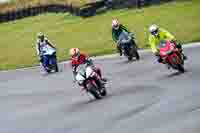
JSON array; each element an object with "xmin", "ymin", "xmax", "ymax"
[{"xmin": 0, "ymin": 42, "xmax": 200, "ymax": 73}]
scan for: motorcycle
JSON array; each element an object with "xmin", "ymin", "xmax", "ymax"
[
  {"xmin": 40, "ymin": 48, "xmax": 59, "ymax": 73},
  {"xmin": 158, "ymin": 40, "xmax": 185, "ymax": 72},
  {"xmin": 118, "ymin": 31, "xmax": 140, "ymax": 61},
  {"xmin": 75, "ymin": 64, "xmax": 107, "ymax": 99}
]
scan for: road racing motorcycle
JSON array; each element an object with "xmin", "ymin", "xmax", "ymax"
[
  {"xmin": 118, "ymin": 31, "xmax": 140, "ymax": 61},
  {"xmin": 40, "ymin": 46, "xmax": 59, "ymax": 73},
  {"xmin": 75, "ymin": 64, "xmax": 107, "ymax": 99},
  {"xmin": 158, "ymin": 40, "xmax": 185, "ymax": 72}
]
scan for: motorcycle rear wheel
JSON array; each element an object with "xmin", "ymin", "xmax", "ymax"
[{"xmin": 177, "ymin": 64, "xmax": 185, "ymax": 73}]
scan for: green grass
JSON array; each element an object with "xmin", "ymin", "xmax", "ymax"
[{"xmin": 0, "ymin": 0, "xmax": 200, "ymax": 70}]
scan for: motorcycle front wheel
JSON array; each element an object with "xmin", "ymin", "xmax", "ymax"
[
  {"xmin": 100, "ymin": 87, "xmax": 107, "ymax": 96},
  {"xmin": 177, "ymin": 64, "xmax": 185, "ymax": 73},
  {"xmin": 171, "ymin": 56, "xmax": 185, "ymax": 73},
  {"xmin": 54, "ymin": 64, "xmax": 59, "ymax": 72},
  {"xmin": 133, "ymin": 45, "xmax": 140, "ymax": 60},
  {"xmin": 87, "ymin": 83, "xmax": 102, "ymax": 99}
]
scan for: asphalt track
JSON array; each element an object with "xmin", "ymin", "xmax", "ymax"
[{"xmin": 0, "ymin": 43, "xmax": 200, "ymax": 133}]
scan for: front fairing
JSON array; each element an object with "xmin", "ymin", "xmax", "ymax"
[
  {"xmin": 86, "ymin": 66, "xmax": 95, "ymax": 79},
  {"xmin": 158, "ymin": 41, "xmax": 175, "ymax": 57},
  {"xmin": 76, "ymin": 73, "xmax": 85, "ymax": 85},
  {"xmin": 76, "ymin": 64, "xmax": 87, "ymax": 84},
  {"xmin": 118, "ymin": 31, "xmax": 132, "ymax": 45}
]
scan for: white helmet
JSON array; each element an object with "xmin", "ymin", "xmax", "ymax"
[
  {"xmin": 149, "ymin": 24, "xmax": 159, "ymax": 36},
  {"xmin": 112, "ymin": 19, "xmax": 120, "ymax": 30},
  {"xmin": 37, "ymin": 32, "xmax": 44, "ymax": 38},
  {"xmin": 69, "ymin": 48, "xmax": 80, "ymax": 58}
]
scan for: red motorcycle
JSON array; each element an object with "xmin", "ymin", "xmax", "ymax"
[{"xmin": 158, "ymin": 40, "xmax": 185, "ymax": 72}]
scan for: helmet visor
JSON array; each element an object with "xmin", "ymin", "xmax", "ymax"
[
  {"xmin": 113, "ymin": 24, "xmax": 119, "ymax": 30},
  {"xmin": 72, "ymin": 52, "xmax": 80, "ymax": 59},
  {"xmin": 151, "ymin": 29, "xmax": 159, "ymax": 36}
]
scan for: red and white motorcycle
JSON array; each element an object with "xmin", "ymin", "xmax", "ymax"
[{"xmin": 75, "ymin": 64, "xmax": 107, "ymax": 99}]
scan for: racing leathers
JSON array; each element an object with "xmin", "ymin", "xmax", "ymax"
[
  {"xmin": 36, "ymin": 37, "xmax": 56, "ymax": 69},
  {"xmin": 148, "ymin": 28, "xmax": 184, "ymax": 63},
  {"xmin": 70, "ymin": 53, "xmax": 105, "ymax": 88}
]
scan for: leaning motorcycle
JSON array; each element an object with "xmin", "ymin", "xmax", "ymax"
[
  {"xmin": 75, "ymin": 64, "xmax": 107, "ymax": 99},
  {"xmin": 118, "ymin": 31, "xmax": 140, "ymax": 61},
  {"xmin": 41, "ymin": 48, "xmax": 59, "ymax": 73},
  {"xmin": 158, "ymin": 40, "xmax": 185, "ymax": 72}
]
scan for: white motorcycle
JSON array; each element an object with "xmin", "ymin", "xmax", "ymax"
[{"xmin": 75, "ymin": 64, "xmax": 107, "ymax": 99}]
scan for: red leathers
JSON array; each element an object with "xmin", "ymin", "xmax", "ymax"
[{"xmin": 70, "ymin": 51, "xmax": 103, "ymax": 82}]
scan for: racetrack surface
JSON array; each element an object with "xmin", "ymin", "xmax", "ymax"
[{"xmin": 0, "ymin": 43, "xmax": 200, "ymax": 133}]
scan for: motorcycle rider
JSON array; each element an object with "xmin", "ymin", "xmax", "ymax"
[
  {"xmin": 112, "ymin": 19, "xmax": 134, "ymax": 56},
  {"xmin": 69, "ymin": 48, "xmax": 106, "ymax": 87},
  {"xmin": 36, "ymin": 32, "xmax": 58, "ymax": 72},
  {"xmin": 148, "ymin": 24, "xmax": 187, "ymax": 64}
]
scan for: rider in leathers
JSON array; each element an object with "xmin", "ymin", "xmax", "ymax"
[
  {"xmin": 69, "ymin": 48, "xmax": 106, "ymax": 89},
  {"xmin": 148, "ymin": 24, "xmax": 187, "ymax": 64},
  {"xmin": 36, "ymin": 32, "xmax": 57, "ymax": 71},
  {"xmin": 112, "ymin": 19, "xmax": 134, "ymax": 56}
]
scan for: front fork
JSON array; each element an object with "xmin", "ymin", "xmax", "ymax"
[
  {"xmin": 175, "ymin": 49, "xmax": 184, "ymax": 64},
  {"xmin": 81, "ymin": 76, "xmax": 103, "ymax": 93}
]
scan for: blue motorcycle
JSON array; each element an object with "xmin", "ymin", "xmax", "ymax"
[
  {"xmin": 118, "ymin": 31, "xmax": 140, "ymax": 61},
  {"xmin": 41, "ymin": 52, "xmax": 59, "ymax": 73}
]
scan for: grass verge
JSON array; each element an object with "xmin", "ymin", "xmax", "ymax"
[{"xmin": 0, "ymin": 0, "xmax": 200, "ymax": 70}]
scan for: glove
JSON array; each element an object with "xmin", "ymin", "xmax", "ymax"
[
  {"xmin": 129, "ymin": 33, "xmax": 135, "ymax": 38},
  {"xmin": 155, "ymin": 54, "xmax": 162, "ymax": 63},
  {"xmin": 86, "ymin": 58, "xmax": 93, "ymax": 66},
  {"xmin": 154, "ymin": 51, "xmax": 160, "ymax": 57},
  {"xmin": 170, "ymin": 39, "xmax": 177, "ymax": 44}
]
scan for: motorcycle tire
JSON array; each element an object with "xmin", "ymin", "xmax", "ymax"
[
  {"xmin": 88, "ymin": 85, "xmax": 102, "ymax": 99},
  {"xmin": 127, "ymin": 47, "xmax": 133, "ymax": 61},
  {"xmin": 180, "ymin": 54, "xmax": 185, "ymax": 65},
  {"xmin": 177, "ymin": 64, "xmax": 185, "ymax": 73},
  {"xmin": 135, "ymin": 50, "xmax": 140, "ymax": 60},
  {"xmin": 44, "ymin": 66, "xmax": 51, "ymax": 73},
  {"xmin": 46, "ymin": 70, "xmax": 51, "ymax": 73},
  {"xmin": 55, "ymin": 64, "xmax": 59, "ymax": 72},
  {"xmin": 133, "ymin": 45, "xmax": 140, "ymax": 60},
  {"xmin": 128, "ymin": 56, "xmax": 133, "ymax": 61},
  {"xmin": 100, "ymin": 87, "xmax": 107, "ymax": 96},
  {"xmin": 171, "ymin": 56, "xmax": 184, "ymax": 73}
]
